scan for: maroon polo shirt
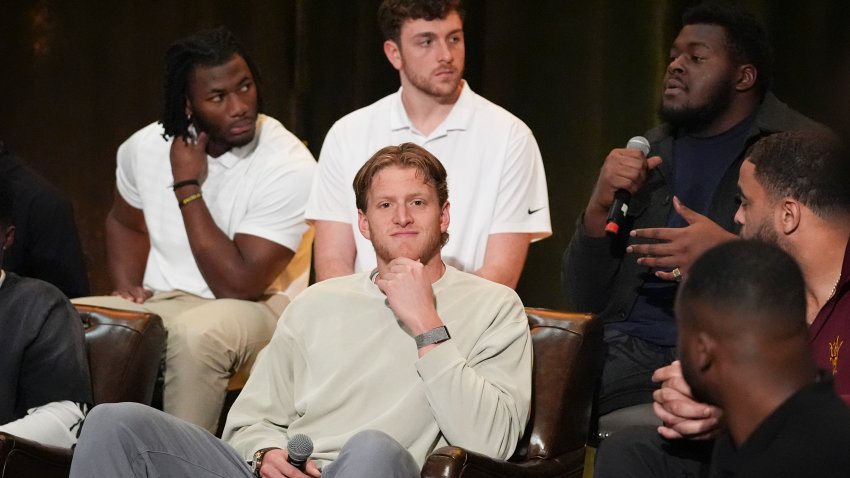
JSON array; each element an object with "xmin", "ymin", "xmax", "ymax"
[{"xmin": 809, "ymin": 238, "xmax": 850, "ymax": 405}]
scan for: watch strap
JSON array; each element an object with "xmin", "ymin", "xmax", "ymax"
[
  {"xmin": 414, "ymin": 326, "xmax": 450, "ymax": 348},
  {"xmin": 251, "ymin": 447, "xmax": 280, "ymax": 476}
]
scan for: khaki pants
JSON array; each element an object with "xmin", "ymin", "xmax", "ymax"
[{"xmin": 73, "ymin": 292, "xmax": 280, "ymax": 433}]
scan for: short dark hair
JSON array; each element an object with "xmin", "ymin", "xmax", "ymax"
[
  {"xmin": 353, "ymin": 142, "xmax": 449, "ymax": 212},
  {"xmin": 747, "ymin": 130, "xmax": 850, "ymax": 219},
  {"xmin": 682, "ymin": 3, "xmax": 772, "ymax": 99},
  {"xmin": 378, "ymin": 0, "xmax": 465, "ymax": 44},
  {"xmin": 0, "ymin": 176, "xmax": 13, "ymax": 228},
  {"xmin": 678, "ymin": 240, "xmax": 806, "ymax": 339},
  {"xmin": 161, "ymin": 27, "xmax": 263, "ymax": 140}
]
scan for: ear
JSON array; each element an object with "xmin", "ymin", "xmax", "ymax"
[
  {"xmin": 695, "ymin": 331, "xmax": 716, "ymax": 372},
  {"xmin": 357, "ymin": 209, "xmax": 371, "ymax": 241},
  {"xmin": 383, "ymin": 39, "xmax": 403, "ymax": 71},
  {"xmin": 1, "ymin": 225, "xmax": 14, "ymax": 250},
  {"xmin": 778, "ymin": 199, "xmax": 801, "ymax": 235},
  {"xmin": 735, "ymin": 64, "xmax": 757, "ymax": 92},
  {"xmin": 440, "ymin": 201, "xmax": 450, "ymax": 234}
]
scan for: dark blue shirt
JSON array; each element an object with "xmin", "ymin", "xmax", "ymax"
[{"xmin": 610, "ymin": 114, "xmax": 755, "ymax": 346}]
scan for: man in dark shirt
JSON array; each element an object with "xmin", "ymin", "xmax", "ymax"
[
  {"xmin": 562, "ymin": 3, "xmax": 820, "ymax": 416},
  {"xmin": 0, "ymin": 140, "xmax": 89, "ymax": 297},
  {"xmin": 0, "ymin": 176, "xmax": 92, "ymax": 448},
  {"xmin": 678, "ymin": 241, "xmax": 850, "ymax": 477}
]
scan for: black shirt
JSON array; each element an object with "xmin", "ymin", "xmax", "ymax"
[
  {"xmin": 710, "ymin": 375, "xmax": 850, "ymax": 477},
  {"xmin": 0, "ymin": 272, "xmax": 92, "ymax": 423},
  {"xmin": 0, "ymin": 143, "xmax": 89, "ymax": 297}
]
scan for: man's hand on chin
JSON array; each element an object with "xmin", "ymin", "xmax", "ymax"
[{"xmin": 375, "ymin": 257, "xmax": 445, "ymax": 357}]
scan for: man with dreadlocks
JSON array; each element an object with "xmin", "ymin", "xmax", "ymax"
[{"xmin": 74, "ymin": 27, "xmax": 316, "ymax": 433}]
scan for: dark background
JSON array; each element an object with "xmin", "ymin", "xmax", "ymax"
[{"xmin": 1, "ymin": 1, "xmax": 848, "ymax": 308}]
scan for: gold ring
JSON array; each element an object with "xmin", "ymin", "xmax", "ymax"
[{"xmin": 672, "ymin": 267, "xmax": 682, "ymax": 281}]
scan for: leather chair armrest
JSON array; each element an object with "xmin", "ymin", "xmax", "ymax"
[
  {"xmin": 0, "ymin": 432, "xmax": 72, "ymax": 478},
  {"xmin": 421, "ymin": 445, "xmax": 586, "ymax": 478}
]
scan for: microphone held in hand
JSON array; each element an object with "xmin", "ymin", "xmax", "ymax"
[
  {"xmin": 287, "ymin": 434, "xmax": 314, "ymax": 471},
  {"xmin": 605, "ymin": 136, "xmax": 651, "ymax": 236}
]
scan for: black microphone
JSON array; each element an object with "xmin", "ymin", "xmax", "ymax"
[
  {"xmin": 605, "ymin": 136, "xmax": 651, "ymax": 236},
  {"xmin": 287, "ymin": 434, "xmax": 314, "ymax": 471}
]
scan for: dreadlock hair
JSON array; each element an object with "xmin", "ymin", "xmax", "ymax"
[{"xmin": 160, "ymin": 26, "xmax": 263, "ymax": 140}]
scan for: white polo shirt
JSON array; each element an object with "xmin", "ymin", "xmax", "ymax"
[
  {"xmin": 116, "ymin": 115, "xmax": 317, "ymax": 300},
  {"xmin": 306, "ymin": 82, "xmax": 551, "ymax": 273}
]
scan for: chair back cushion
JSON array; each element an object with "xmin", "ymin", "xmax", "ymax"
[
  {"xmin": 511, "ymin": 308, "xmax": 601, "ymax": 461},
  {"xmin": 74, "ymin": 305, "xmax": 166, "ymax": 406}
]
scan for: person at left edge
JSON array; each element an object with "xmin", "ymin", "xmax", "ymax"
[
  {"xmin": 0, "ymin": 175, "xmax": 92, "ymax": 449},
  {"xmin": 0, "ymin": 140, "xmax": 90, "ymax": 298},
  {"xmin": 73, "ymin": 27, "xmax": 317, "ymax": 434}
]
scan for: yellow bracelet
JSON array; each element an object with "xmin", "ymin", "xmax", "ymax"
[{"xmin": 179, "ymin": 192, "xmax": 203, "ymax": 209}]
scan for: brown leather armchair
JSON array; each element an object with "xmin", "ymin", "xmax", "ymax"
[
  {"xmin": 0, "ymin": 305, "xmax": 166, "ymax": 478},
  {"xmin": 421, "ymin": 308, "xmax": 601, "ymax": 478}
]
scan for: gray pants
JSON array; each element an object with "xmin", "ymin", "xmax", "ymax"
[{"xmin": 69, "ymin": 403, "xmax": 420, "ymax": 478}]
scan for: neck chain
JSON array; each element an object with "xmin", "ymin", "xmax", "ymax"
[{"xmin": 828, "ymin": 275, "xmax": 841, "ymax": 302}]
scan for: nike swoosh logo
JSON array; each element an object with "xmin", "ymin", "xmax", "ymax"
[{"xmin": 528, "ymin": 207, "xmax": 547, "ymax": 215}]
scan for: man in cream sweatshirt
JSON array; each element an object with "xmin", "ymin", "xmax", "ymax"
[{"xmin": 69, "ymin": 142, "xmax": 532, "ymax": 478}]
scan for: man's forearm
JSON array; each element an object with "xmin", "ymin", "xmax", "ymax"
[
  {"xmin": 474, "ymin": 233, "xmax": 530, "ymax": 289},
  {"xmin": 105, "ymin": 213, "xmax": 149, "ymax": 290},
  {"xmin": 313, "ymin": 220, "xmax": 356, "ymax": 281},
  {"xmin": 562, "ymin": 215, "xmax": 624, "ymax": 313},
  {"xmin": 415, "ymin": 307, "xmax": 532, "ymax": 460},
  {"xmin": 177, "ymin": 189, "xmax": 290, "ymax": 300}
]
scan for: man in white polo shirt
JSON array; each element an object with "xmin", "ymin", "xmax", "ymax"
[
  {"xmin": 74, "ymin": 27, "xmax": 316, "ymax": 434},
  {"xmin": 306, "ymin": 0, "xmax": 550, "ymax": 288}
]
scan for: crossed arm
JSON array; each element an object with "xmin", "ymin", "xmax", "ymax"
[
  {"xmin": 106, "ymin": 191, "xmax": 293, "ymax": 301},
  {"xmin": 108, "ymin": 132, "xmax": 296, "ymax": 302}
]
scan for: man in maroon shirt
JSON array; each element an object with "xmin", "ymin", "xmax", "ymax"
[
  {"xmin": 736, "ymin": 131, "xmax": 850, "ymax": 402},
  {"xmin": 595, "ymin": 129, "xmax": 850, "ymax": 477}
]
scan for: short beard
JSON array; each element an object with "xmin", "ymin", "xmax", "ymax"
[
  {"xmin": 192, "ymin": 112, "xmax": 255, "ymax": 149},
  {"xmin": 658, "ymin": 76, "xmax": 735, "ymax": 133},
  {"xmin": 371, "ymin": 225, "xmax": 444, "ymax": 266},
  {"xmin": 748, "ymin": 219, "xmax": 781, "ymax": 246},
  {"xmin": 402, "ymin": 64, "xmax": 463, "ymax": 101}
]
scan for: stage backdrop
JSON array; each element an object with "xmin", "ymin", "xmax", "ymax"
[{"xmin": 1, "ymin": 1, "xmax": 848, "ymax": 308}]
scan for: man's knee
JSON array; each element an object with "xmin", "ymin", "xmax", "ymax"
[
  {"xmin": 169, "ymin": 299, "xmax": 273, "ymax": 349},
  {"xmin": 327, "ymin": 430, "xmax": 419, "ymax": 478},
  {"xmin": 78, "ymin": 402, "xmax": 162, "ymax": 451},
  {"xmin": 343, "ymin": 430, "xmax": 406, "ymax": 460},
  {"xmin": 83, "ymin": 403, "xmax": 152, "ymax": 433}
]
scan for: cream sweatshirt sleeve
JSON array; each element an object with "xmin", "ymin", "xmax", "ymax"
[
  {"xmin": 414, "ymin": 294, "xmax": 532, "ymax": 460},
  {"xmin": 221, "ymin": 321, "xmax": 303, "ymax": 459}
]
